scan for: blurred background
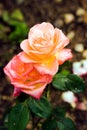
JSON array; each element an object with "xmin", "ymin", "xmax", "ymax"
[{"xmin": 0, "ymin": 0, "xmax": 87, "ymax": 130}]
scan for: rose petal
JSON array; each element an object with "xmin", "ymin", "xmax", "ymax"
[
  {"xmin": 35, "ymin": 57, "xmax": 58, "ymax": 75},
  {"xmin": 72, "ymin": 60, "xmax": 87, "ymax": 76},
  {"xmin": 4, "ymin": 57, "xmax": 20, "ymax": 81},
  {"xmin": 19, "ymin": 51, "xmax": 39, "ymax": 63},
  {"xmin": 20, "ymin": 82, "xmax": 47, "ymax": 99},
  {"xmin": 4, "ymin": 54, "xmax": 33, "ymax": 81},
  {"xmin": 58, "ymin": 29, "xmax": 69, "ymax": 47},
  {"xmin": 54, "ymin": 29, "xmax": 69, "ymax": 52},
  {"xmin": 11, "ymin": 74, "xmax": 52, "ymax": 89},
  {"xmin": 29, "ymin": 22, "xmax": 54, "ymax": 35},
  {"xmin": 56, "ymin": 49, "xmax": 73, "ymax": 65},
  {"xmin": 20, "ymin": 39, "xmax": 30, "ymax": 54},
  {"xmin": 13, "ymin": 87, "xmax": 21, "ymax": 97}
]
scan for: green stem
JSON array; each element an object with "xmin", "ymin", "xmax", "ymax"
[{"xmin": 47, "ymin": 84, "xmax": 51, "ymax": 101}]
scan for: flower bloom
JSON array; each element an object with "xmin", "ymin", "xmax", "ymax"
[
  {"xmin": 4, "ymin": 53, "xmax": 52, "ymax": 99},
  {"xmin": 20, "ymin": 22, "xmax": 73, "ymax": 75},
  {"xmin": 62, "ymin": 91, "xmax": 78, "ymax": 108},
  {"xmin": 62, "ymin": 91, "xmax": 87, "ymax": 110},
  {"xmin": 73, "ymin": 59, "xmax": 87, "ymax": 77}
]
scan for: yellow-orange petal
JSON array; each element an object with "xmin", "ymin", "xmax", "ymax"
[
  {"xmin": 34, "ymin": 57, "xmax": 58, "ymax": 75},
  {"xmin": 19, "ymin": 52, "xmax": 40, "ymax": 63}
]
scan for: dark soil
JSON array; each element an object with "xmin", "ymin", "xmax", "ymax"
[{"xmin": 0, "ymin": 0, "xmax": 87, "ymax": 130}]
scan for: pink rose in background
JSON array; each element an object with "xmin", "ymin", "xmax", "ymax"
[
  {"xmin": 20, "ymin": 22, "xmax": 73, "ymax": 75},
  {"xmin": 4, "ymin": 53, "xmax": 52, "ymax": 99}
]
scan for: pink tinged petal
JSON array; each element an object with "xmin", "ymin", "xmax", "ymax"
[
  {"xmin": 4, "ymin": 58, "xmax": 20, "ymax": 81},
  {"xmin": 21, "ymin": 83, "xmax": 47, "ymax": 99},
  {"xmin": 54, "ymin": 29, "xmax": 69, "ymax": 51},
  {"xmin": 11, "ymin": 55, "xmax": 24, "ymax": 71},
  {"xmin": 29, "ymin": 29, "xmax": 44, "ymax": 45},
  {"xmin": 20, "ymin": 39, "xmax": 30, "ymax": 54},
  {"xmin": 76, "ymin": 102, "xmax": 87, "ymax": 110},
  {"xmin": 58, "ymin": 29, "xmax": 69, "ymax": 47},
  {"xmin": 29, "ymin": 22, "xmax": 54, "ymax": 44},
  {"xmin": 13, "ymin": 87, "xmax": 21, "ymax": 97},
  {"xmin": 4, "ymin": 54, "xmax": 33, "ymax": 81},
  {"xmin": 18, "ymin": 52, "xmax": 33, "ymax": 74},
  {"xmin": 43, "ymin": 74, "xmax": 52, "ymax": 84},
  {"xmin": 35, "ymin": 58, "xmax": 58, "ymax": 75},
  {"xmin": 56, "ymin": 49, "xmax": 73, "ymax": 65},
  {"xmin": 40, "ymin": 22, "xmax": 54, "ymax": 31},
  {"xmin": 19, "ymin": 52, "xmax": 37, "ymax": 63},
  {"xmin": 4, "ymin": 61, "xmax": 13, "ymax": 81},
  {"xmin": 11, "ymin": 75, "xmax": 52, "ymax": 89},
  {"xmin": 39, "ymin": 22, "xmax": 54, "ymax": 37},
  {"xmin": 30, "ymin": 22, "xmax": 54, "ymax": 34}
]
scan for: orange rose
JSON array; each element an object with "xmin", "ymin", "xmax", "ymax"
[
  {"xmin": 20, "ymin": 22, "xmax": 73, "ymax": 75},
  {"xmin": 4, "ymin": 53, "xmax": 52, "ymax": 99}
]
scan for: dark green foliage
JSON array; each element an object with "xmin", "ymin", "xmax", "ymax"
[
  {"xmin": 52, "ymin": 74, "xmax": 85, "ymax": 93},
  {"xmin": 42, "ymin": 106, "xmax": 76, "ymax": 130},
  {"xmin": 57, "ymin": 117, "xmax": 76, "ymax": 130},
  {"xmin": 8, "ymin": 103, "xmax": 29, "ymax": 130},
  {"xmin": 28, "ymin": 96, "xmax": 52, "ymax": 118},
  {"xmin": 53, "ymin": 107, "xmax": 66, "ymax": 119},
  {"xmin": 42, "ymin": 118, "xmax": 57, "ymax": 130},
  {"xmin": 1, "ymin": 9, "xmax": 28, "ymax": 43}
]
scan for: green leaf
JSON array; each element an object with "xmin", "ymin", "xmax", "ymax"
[
  {"xmin": 8, "ymin": 103, "xmax": 29, "ymax": 130},
  {"xmin": 60, "ymin": 69, "xmax": 70, "ymax": 75},
  {"xmin": 52, "ymin": 74, "xmax": 85, "ymax": 93},
  {"xmin": 9, "ymin": 22, "xmax": 28, "ymax": 42},
  {"xmin": 52, "ymin": 74, "xmax": 70, "ymax": 91},
  {"xmin": 11, "ymin": 9, "xmax": 24, "ymax": 21},
  {"xmin": 42, "ymin": 118, "xmax": 57, "ymax": 130},
  {"xmin": 53, "ymin": 107, "xmax": 66, "ymax": 119},
  {"xmin": 67, "ymin": 74, "xmax": 85, "ymax": 93},
  {"xmin": 28, "ymin": 96, "xmax": 52, "ymax": 118},
  {"xmin": 59, "ymin": 61, "xmax": 71, "ymax": 72},
  {"xmin": 57, "ymin": 117, "xmax": 76, "ymax": 130},
  {"xmin": 2, "ymin": 11, "xmax": 10, "ymax": 23}
]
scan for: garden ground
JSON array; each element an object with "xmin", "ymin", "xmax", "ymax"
[{"xmin": 0, "ymin": 0, "xmax": 87, "ymax": 130}]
